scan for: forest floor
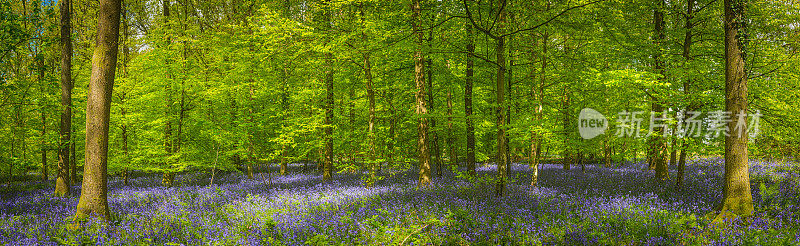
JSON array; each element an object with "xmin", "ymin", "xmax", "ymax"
[{"xmin": 1, "ymin": 158, "xmax": 799, "ymax": 245}]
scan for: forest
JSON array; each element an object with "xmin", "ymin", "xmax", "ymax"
[{"xmin": 1, "ymin": 0, "xmax": 799, "ymax": 244}]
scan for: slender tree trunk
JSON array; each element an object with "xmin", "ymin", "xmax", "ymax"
[
  {"xmin": 447, "ymin": 87, "xmax": 455, "ymax": 169},
  {"xmin": 426, "ymin": 22, "xmax": 442, "ymax": 178},
  {"xmin": 427, "ymin": 38, "xmax": 441, "ymax": 178},
  {"xmin": 70, "ymin": 127, "xmax": 77, "ymax": 183},
  {"xmin": 40, "ymin": 56, "xmax": 48, "ymax": 182},
  {"xmin": 55, "ymin": 0, "xmax": 72, "ymax": 197},
  {"xmin": 531, "ymin": 28, "xmax": 547, "ymax": 187},
  {"xmin": 9, "ymin": 126, "xmax": 15, "ymax": 185},
  {"xmin": 162, "ymin": 0, "xmax": 174, "ymax": 187},
  {"xmin": 676, "ymin": 147, "xmax": 688, "ymax": 188},
  {"xmin": 562, "ymin": 82, "xmax": 570, "ymax": 171},
  {"xmin": 505, "ymin": 17, "xmax": 514, "ymax": 169},
  {"xmin": 669, "ymin": 124, "xmax": 677, "ymax": 167},
  {"xmin": 387, "ymin": 91, "xmax": 396, "ymax": 168},
  {"xmin": 717, "ymin": 0, "xmax": 753, "ymax": 217},
  {"xmin": 280, "ymin": 68, "xmax": 289, "ymax": 175},
  {"xmin": 465, "ymin": 21, "xmax": 476, "ymax": 176},
  {"xmin": 365, "ymin": 54, "xmax": 376, "ymax": 180},
  {"xmin": 676, "ymin": 0, "xmax": 695, "ymax": 190},
  {"xmin": 121, "ymin": 0, "xmax": 130, "ymax": 186},
  {"xmin": 41, "ymin": 110, "xmax": 47, "ymax": 181},
  {"xmin": 651, "ymin": 0, "xmax": 669, "ymax": 181},
  {"xmin": 361, "ymin": 2, "xmax": 377, "ymax": 182},
  {"xmin": 74, "ymin": 0, "xmax": 122, "ymax": 221},
  {"xmin": 494, "ymin": 2, "xmax": 508, "ymax": 197},
  {"xmin": 321, "ymin": 0, "xmax": 334, "ymax": 182},
  {"xmin": 348, "ymin": 82, "xmax": 356, "ymax": 171},
  {"xmin": 246, "ymin": 82, "xmax": 256, "ymax": 179},
  {"xmin": 279, "ymin": 1, "xmax": 291, "ymax": 175},
  {"xmin": 412, "ymin": 0, "xmax": 431, "ymax": 187}
]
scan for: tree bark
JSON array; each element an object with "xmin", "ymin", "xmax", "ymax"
[
  {"xmin": 413, "ymin": 0, "xmax": 431, "ymax": 187},
  {"xmin": 562, "ymin": 81, "xmax": 570, "ymax": 171},
  {"xmin": 121, "ymin": 0, "xmax": 130, "ymax": 186},
  {"xmin": 669, "ymin": 124, "xmax": 677, "ymax": 167},
  {"xmin": 71, "ymin": 127, "xmax": 77, "ymax": 183},
  {"xmin": 676, "ymin": 0, "xmax": 695, "ymax": 190},
  {"xmin": 55, "ymin": 0, "xmax": 72, "ymax": 197},
  {"xmin": 246, "ymin": 82, "xmax": 256, "ymax": 179},
  {"xmin": 74, "ymin": 0, "xmax": 122, "ymax": 221},
  {"xmin": 718, "ymin": 0, "xmax": 753, "ymax": 217},
  {"xmin": 280, "ymin": 68, "xmax": 289, "ymax": 175},
  {"xmin": 494, "ymin": 1, "xmax": 508, "ymax": 197},
  {"xmin": 447, "ymin": 87, "xmax": 455, "ymax": 170},
  {"xmin": 39, "ymin": 54, "xmax": 48, "ymax": 182},
  {"xmin": 531, "ymin": 29, "xmax": 547, "ymax": 187},
  {"xmin": 361, "ymin": 2, "xmax": 377, "ymax": 182},
  {"xmin": 465, "ymin": 21, "xmax": 476, "ymax": 176},
  {"xmin": 162, "ymin": 0, "xmax": 174, "ymax": 187},
  {"xmin": 321, "ymin": 0, "xmax": 334, "ymax": 182},
  {"xmin": 651, "ymin": 0, "xmax": 669, "ymax": 181},
  {"xmin": 427, "ymin": 31, "xmax": 442, "ymax": 178}
]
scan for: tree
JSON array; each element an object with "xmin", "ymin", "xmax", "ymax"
[
  {"xmin": 74, "ymin": 0, "xmax": 122, "ymax": 221},
  {"xmin": 717, "ymin": 0, "xmax": 753, "ymax": 218},
  {"xmin": 413, "ymin": 0, "xmax": 431, "ymax": 187},
  {"xmin": 650, "ymin": 0, "xmax": 669, "ymax": 181},
  {"xmin": 530, "ymin": 25, "xmax": 548, "ymax": 187},
  {"xmin": 55, "ymin": 0, "xmax": 72, "ymax": 197},
  {"xmin": 464, "ymin": 0, "xmax": 508, "ymax": 196},
  {"xmin": 676, "ymin": 0, "xmax": 696, "ymax": 190},
  {"xmin": 465, "ymin": 20, "xmax": 476, "ymax": 176},
  {"xmin": 492, "ymin": 0, "xmax": 508, "ymax": 197},
  {"xmin": 161, "ymin": 0, "xmax": 175, "ymax": 187},
  {"xmin": 320, "ymin": 0, "xmax": 335, "ymax": 182}
]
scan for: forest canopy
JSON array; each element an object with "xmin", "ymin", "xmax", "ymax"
[{"xmin": 1, "ymin": 0, "xmax": 799, "ymax": 244}]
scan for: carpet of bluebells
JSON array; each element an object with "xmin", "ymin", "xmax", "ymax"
[{"xmin": 1, "ymin": 158, "xmax": 799, "ymax": 245}]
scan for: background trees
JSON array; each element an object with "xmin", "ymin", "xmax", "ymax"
[{"xmin": 0, "ymin": 0, "xmax": 798, "ymax": 221}]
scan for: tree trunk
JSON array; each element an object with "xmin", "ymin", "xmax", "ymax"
[
  {"xmin": 40, "ymin": 55, "xmax": 48, "ymax": 182},
  {"xmin": 246, "ymin": 82, "xmax": 256, "ymax": 179},
  {"xmin": 121, "ymin": 0, "xmax": 130, "ymax": 186},
  {"xmin": 717, "ymin": 0, "xmax": 753, "ymax": 217},
  {"xmin": 162, "ymin": 0, "xmax": 174, "ymax": 186},
  {"xmin": 669, "ymin": 124, "xmax": 677, "ymax": 167},
  {"xmin": 465, "ymin": 21, "xmax": 476, "ymax": 176},
  {"xmin": 676, "ymin": 0, "xmax": 695, "ymax": 190},
  {"xmin": 412, "ymin": 0, "xmax": 431, "ymax": 187},
  {"xmin": 427, "ymin": 27, "xmax": 442, "ymax": 178},
  {"xmin": 55, "ymin": 0, "xmax": 72, "ymax": 197},
  {"xmin": 348, "ymin": 82, "xmax": 356, "ymax": 171},
  {"xmin": 280, "ymin": 68, "xmax": 289, "ymax": 176},
  {"xmin": 505, "ymin": 17, "xmax": 514, "ymax": 170},
  {"xmin": 531, "ymin": 28, "xmax": 547, "ymax": 187},
  {"xmin": 71, "ymin": 127, "xmax": 77, "ymax": 183},
  {"xmin": 41, "ymin": 109, "xmax": 47, "ymax": 182},
  {"xmin": 361, "ymin": 2, "xmax": 377, "ymax": 182},
  {"xmin": 74, "ymin": 0, "xmax": 122, "ymax": 221},
  {"xmin": 447, "ymin": 87, "xmax": 455, "ymax": 169},
  {"xmin": 321, "ymin": 0, "xmax": 334, "ymax": 182},
  {"xmin": 651, "ymin": 0, "xmax": 669, "ymax": 181},
  {"xmin": 494, "ymin": 3, "xmax": 507, "ymax": 197},
  {"xmin": 387, "ymin": 91, "xmax": 396, "ymax": 168},
  {"xmin": 562, "ymin": 82, "xmax": 570, "ymax": 171},
  {"xmin": 676, "ymin": 146, "xmax": 688, "ymax": 189}
]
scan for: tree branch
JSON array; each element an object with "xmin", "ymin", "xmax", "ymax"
[{"xmin": 501, "ymin": 0, "xmax": 605, "ymax": 38}]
